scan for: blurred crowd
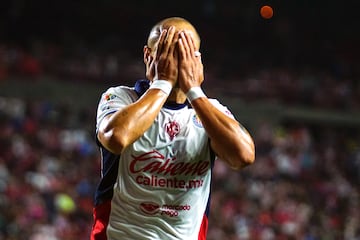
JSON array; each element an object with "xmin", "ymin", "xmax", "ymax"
[
  {"xmin": 208, "ymin": 122, "xmax": 359, "ymax": 239},
  {"xmin": 0, "ymin": 96, "xmax": 98, "ymax": 240},
  {"xmin": 0, "ymin": 36, "xmax": 359, "ymax": 111}
]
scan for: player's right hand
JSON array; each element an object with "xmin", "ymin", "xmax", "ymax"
[{"xmin": 152, "ymin": 26, "xmax": 179, "ymax": 87}]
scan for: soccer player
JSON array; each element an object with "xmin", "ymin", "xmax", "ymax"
[{"xmin": 90, "ymin": 17, "xmax": 255, "ymax": 240}]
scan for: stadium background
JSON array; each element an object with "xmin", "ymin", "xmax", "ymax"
[{"xmin": 0, "ymin": 0, "xmax": 359, "ymax": 239}]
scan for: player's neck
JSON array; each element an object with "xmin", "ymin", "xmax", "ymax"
[{"xmin": 168, "ymin": 88, "xmax": 187, "ymax": 104}]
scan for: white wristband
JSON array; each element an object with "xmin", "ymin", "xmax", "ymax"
[
  {"xmin": 186, "ymin": 87, "xmax": 206, "ymax": 102},
  {"xmin": 149, "ymin": 80, "xmax": 172, "ymax": 95}
]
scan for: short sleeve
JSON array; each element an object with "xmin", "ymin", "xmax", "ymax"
[
  {"xmin": 96, "ymin": 86, "xmax": 136, "ymax": 131},
  {"xmin": 208, "ymin": 99, "xmax": 237, "ymax": 161},
  {"xmin": 208, "ymin": 99, "xmax": 236, "ymax": 120}
]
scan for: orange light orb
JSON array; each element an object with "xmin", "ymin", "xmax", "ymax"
[{"xmin": 260, "ymin": 5, "xmax": 274, "ymax": 19}]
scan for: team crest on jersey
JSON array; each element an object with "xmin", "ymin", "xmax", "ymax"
[
  {"xmin": 165, "ymin": 121, "xmax": 180, "ymax": 140},
  {"xmin": 192, "ymin": 114, "xmax": 203, "ymax": 128}
]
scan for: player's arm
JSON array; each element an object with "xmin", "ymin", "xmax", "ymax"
[
  {"xmin": 191, "ymin": 99, "xmax": 255, "ymax": 170},
  {"xmin": 178, "ymin": 31, "xmax": 255, "ymax": 170},
  {"xmin": 97, "ymin": 27, "xmax": 179, "ymax": 154},
  {"xmin": 97, "ymin": 90, "xmax": 168, "ymax": 154}
]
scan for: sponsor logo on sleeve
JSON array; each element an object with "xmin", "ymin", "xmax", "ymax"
[
  {"xmin": 104, "ymin": 93, "xmax": 117, "ymax": 101},
  {"xmin": 224, "ymin": 109, "xmax": 234, "ymax": 118}
]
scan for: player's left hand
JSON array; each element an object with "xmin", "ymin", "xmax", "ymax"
[{"xmin": 177, "ymin": 31, "xmax": 204, "ymax": 93}]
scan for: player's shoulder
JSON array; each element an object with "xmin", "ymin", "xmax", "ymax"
[
  {"xmin": 98, "ymin": 85, "xmax": 138, "ymax": 105},
  {"xmin": 102, "ymin": 79, "xmax": 149, "ymax": 98},
  {"xmin": 103, "ymin": 85, "xmax": 137, "ymax": 98},
  {"xmin": 208, "ymin": 98, "xmax": 234, "ymax": 118},
  {"xmin": 103, "ymin": 85, "xmax": 134, "ymax": 95},
  {"xmin": 186, "ymin": 98, "xmax": 223, "ymax": 109},
  {"xmin": 208, "ymin": 98, "xmax": 223, "ymax": 106}
]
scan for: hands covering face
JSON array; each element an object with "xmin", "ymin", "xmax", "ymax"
[{"xmin": 152, "ymin": 26, "xmax": 204, "ymax": 92}]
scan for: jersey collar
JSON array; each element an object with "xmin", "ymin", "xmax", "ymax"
[{"xmin": 134, "ymin": 79, "xmax": 189, "ymax": 110}]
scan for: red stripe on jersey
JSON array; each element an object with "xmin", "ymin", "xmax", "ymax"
[
  {"xmin": 90, "ymin": 200, "xmax": 111, "ymax": 240},
  {"xmin": 198, "ymin": 214, "xmax": 209, "ymax": 240}
]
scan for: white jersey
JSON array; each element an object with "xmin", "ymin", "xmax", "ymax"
[{"xmin": 96, "ymin": 83, "xmax": 234, "ymax": 240}]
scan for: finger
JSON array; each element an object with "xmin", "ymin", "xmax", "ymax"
[
  {"xmin": 156, "ymin": 29, "xmax": 167, "ymax": 60},
  {"xmin": 184, "ymin": 31, "xmax": 196, "ymax": 58},
  {"xmin": 178, "ymin": 35, "xmax": 185, "ymax": 59},
  {"xmin": 162, "ymin": 26, "xmax": 176, "ymax": 58},
  {"xmin": 168, "ymin": 28, "xmax": 179, "ymax": 58},
  {"xmin": 187, "ymin": 34, "xmax": 202, "ymax": 65},
  {"xmin": 179, "ymin": 31, "xmax": 190, "ymax": 59}
]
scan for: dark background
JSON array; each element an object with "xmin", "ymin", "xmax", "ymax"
[
  {"xmin": 0, "ymin": 1, "xmax": 359, "ymax": 239},
  {"xmin": 1, "ymin": 0, "xmax": 360, "ymax": 70}
]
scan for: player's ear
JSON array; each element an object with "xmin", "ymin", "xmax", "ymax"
[
  {"xmin": 143, "ymin": 45, "xmax": 152, "ymax": 65},
  {"xmin": 144, "ymin": 45, "xmax": 155, "ymax": 81}
]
